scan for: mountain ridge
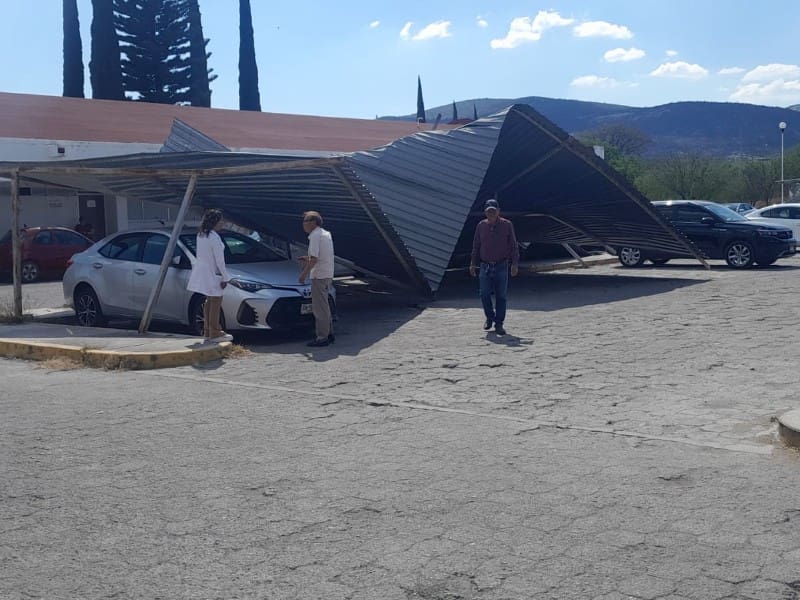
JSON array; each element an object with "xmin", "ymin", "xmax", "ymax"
[{"xmin": 380, "ymin": 97, "xmax": 800, "ymax": 157}]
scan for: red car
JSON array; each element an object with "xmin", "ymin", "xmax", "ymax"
[{"xmin": 0, "ymin": 226, "xmax": 93, "ymax": 283}]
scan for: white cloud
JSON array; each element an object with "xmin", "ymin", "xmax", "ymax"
[
  {"xmin": 650, "ymin": 61, "xmax": 709, "ymax": 79},
  {"xmin": 718, "ymin": 66, "xmax": 745, "ymax": 76},
  {"xmin": 729, "ymin": 79, "xmax": 800, "ymax": 106},
  {"xmin": 400, "ymin": 22, "xmax": 413, "ymax": 39},
  {"xmin": 571, "ymin": 75, "xmax": 618, "ymax": 88},
  {"xmin": 604, "ymin": 47, "xmax": 645, "ymax": 63},
  {"xmin": 742, "ymin": 63, "xmax": 800, "ymax": 83},
  {"xmin": 412, "ymin": 20, "xmax": 452, "ymax": 41},
  {"xmin": 666, "ymin": 49, "xmax": 678, "ymax": 57},
  {"xmin": 477, "ymin": 16, "xmax": 488, "ymax": 28},
  {"xmin": 490, "ymin": 10, "xmax": 574, "ymax": 49},
  {"xmin": 369, "ymin": 20, "xmax": 380, "ymax": 29},
  {"xmin": 574, "ymin": 20, "xmax": 633, "ymax": 39}
]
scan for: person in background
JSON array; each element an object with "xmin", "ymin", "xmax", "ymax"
[
  {"xmin": 298, "ymin": 211, "xmax": 335, "ymax": 347},
  {"xmin": 187, "ymin": 209, "xmax": 232, "ymax": 342},
  {"xmin": 469, "ymin": 199, "xmax": 519, "ymax": 336},
  {"xmin": 75, "ymin": 217, "xmax": 93, "ymax": 239}
]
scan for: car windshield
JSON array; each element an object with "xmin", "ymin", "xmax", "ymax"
[
  {"xmin": 180, "ymin": 230, "xmax": 285, "ymax": 264},
  {"xmin": 704, "ymin": 204, "xmax": 746, "ymax": 222}
]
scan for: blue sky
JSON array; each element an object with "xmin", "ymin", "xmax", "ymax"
[{"xmin": 1, "ymin": 1, "xmax": 799, "ymax": 118}]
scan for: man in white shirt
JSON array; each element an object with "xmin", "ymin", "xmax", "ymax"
[{"xmin": 298, "ymin": 211, "xmax": 335, "ymax": 347}]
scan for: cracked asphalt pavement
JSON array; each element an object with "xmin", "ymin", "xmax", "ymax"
[{"xmin": 2, "ymin": 259, "xmax": 800, "ymax": 599}]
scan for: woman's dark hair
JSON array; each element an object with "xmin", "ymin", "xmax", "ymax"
[{"xmin": 200, "ymin": 209, "xmax": 223, "ymax": 236}]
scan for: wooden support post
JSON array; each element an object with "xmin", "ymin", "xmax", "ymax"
[
  {"xmin": 138, "ymin": 175, "xmax": 198, "ymax": 334},
  {"xmin": 10, "ymin": 170, "xmax": 22, "ymax": 319}
]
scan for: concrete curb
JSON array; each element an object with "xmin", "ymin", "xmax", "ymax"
[
  {"xmin": 777, "ymin": 409, "xmax": 800, "ymax": 449},
  {"xmin": 0, "ymin": 338, "xmax": 232, "ymax": 370}
]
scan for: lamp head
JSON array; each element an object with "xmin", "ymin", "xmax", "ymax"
[{"xmin": 779, "ymin": 121, "xmax": 787, "ymax": 132}]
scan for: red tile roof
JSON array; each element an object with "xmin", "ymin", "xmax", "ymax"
[{"xmin": 0, "ymin": 92, "xmax": 444, "ymax": 152}]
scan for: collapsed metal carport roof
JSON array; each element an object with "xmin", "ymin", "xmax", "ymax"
[{"xmin": 1, "ymin": 103, "xmax": 705, "ymax": 297}]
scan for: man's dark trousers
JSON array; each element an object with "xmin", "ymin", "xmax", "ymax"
[{"xmin": 479, "ymin": 261, "xmax": 509, "ymax": 326}]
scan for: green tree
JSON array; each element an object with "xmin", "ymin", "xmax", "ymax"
[
  {"xmin": 63, "ymin": 0, "xmax": 84, "ymax": 97},
  {"xmin": 187, "ymin": 0, "xmax": 216, "ymax": 107},
  {"xmin": 473, "ymin": 103, "xmax": 478, "ymax": 121},
  {"xmin": 115, "ymin": 0, "xmax": 192, "ymax": 104},
  {"xmin": 416, "ymin": 76, "xmax": 425, "ymax": 123},
  {"xmin": 89, "ymin": 0, "xmax": 124, "ymax": 100},
  {"xmin": 451, "ymin": 100, "xmax": 458, "ymax": 121},
  {"xmin": 239, "ymin": 0, "xmax": 261, "ymax": 111},
  {"xmin": 579, "ymin": 123, "xmax": 652, "ymax": 156},
  {"xmin": 637, "ymin": 154, "xmax": 728, "ymax": 200}
]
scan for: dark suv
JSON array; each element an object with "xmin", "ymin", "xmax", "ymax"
[{"xmin": 617, "ymin": 200, "xmax": 796, "ymax": 268}]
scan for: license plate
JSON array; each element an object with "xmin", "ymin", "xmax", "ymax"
[{"xmin": 301, "ymin": 303, "xmax": 313, "ymax": 315}]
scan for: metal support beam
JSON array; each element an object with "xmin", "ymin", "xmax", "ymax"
[
  {"xmin": 10, "ymin": 170, "xmax": 22, "ymax": 319},
  {"xmin": 138, "ymin": 174, "xmax": 198, "ymax": 334},
  {"xmin": 330, "ymin": 165, "xmax": 429, "ymax": 292},
  {"xmin": 561, "ymin": 242, "xmax": 588, "ymax": 268}
]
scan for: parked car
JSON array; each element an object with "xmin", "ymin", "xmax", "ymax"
[
  {"xmin": 63, "ymin": 228, "xmax": 336, "ymax": 335},
  {"xmin": 616, "ymin": 200, "xmax": 796, "ymax": 268},
  {"xmin": 723, "ymin": 202, "xmax": 756, "ymax": 215},
  {"xmin": 744, "ymin": 203, "xmax": 800, "ymax": 241},
  {"xmin": 0, "ymin": 226, "xmax": 93, "ymax": 282}
]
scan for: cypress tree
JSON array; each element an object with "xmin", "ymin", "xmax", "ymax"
[
  {"xmin": 187, "ymin": 0, "xmax": 216, "ymax": 107},
  {"xmin": 63, "ymin": 0, "xmax": 84, "ymax": 97},
  {"xmin": 89, "ymin": 0, "xmax": 124, "ymax": 100},
  {"xmin": 451, "ymin": 100, "xmax": 458, "ymax": 121},
  {"xmin": 239, "ymin": 0, "xmax": 261, "ymax": 111},
  {"xmin": 115, "ymin": 0, "xmax": 192, "ymax": 104},
  {"xmin": 416, "ymin": 76, "xmax": 425, "ymax": 123},
  {"xmin": 473, "ymin": 103, "xmax": 478, "ymax": 121}
]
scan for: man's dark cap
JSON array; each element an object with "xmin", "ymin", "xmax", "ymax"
[{"xmin": 484, "ymin": 199, "xmax": 499, "ymax": 211}]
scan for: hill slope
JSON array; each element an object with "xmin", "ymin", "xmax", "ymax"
[{"xmin": 381, "ymin": 97, "xmax": 800, "ymax": 157}]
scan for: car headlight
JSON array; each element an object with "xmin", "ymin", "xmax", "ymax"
[
  {"xmin": 756, "ymin": 228, "xmax": 782, "ymax": 237},
  {"xmin": 228, "ymin": 278, "xmax": 274, "ymax": 292}
]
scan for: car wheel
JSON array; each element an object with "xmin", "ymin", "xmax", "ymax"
[
  {"xmin": 618, "ymin": 247, "xmax": 645, "ymax": 267},
  {"xmin": 650, "ymin": 258, "xmax": 670, "ymax": 265},
  {"xmin": 725, "ymin": 241, "xmax": 755, "ymax": 268},
  {"xmin": 190, "ymin": 295, "xmax": 226, "ymax": 337},
  {"xmin": 21, "ymin": 261, "xmax": 39, "ymax": 283},
  {"xmin": 74, "ymin": 285, "xmax": 106, "ymax": 327}
]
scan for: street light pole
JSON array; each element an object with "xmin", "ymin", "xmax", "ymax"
[{"xmin": 779, "ymin": 121, "xmax": 787, "ymax": 204}]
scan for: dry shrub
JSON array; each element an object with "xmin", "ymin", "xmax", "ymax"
[
  {"xmin": 226, "ymin": 343, "xmax": 252, "ymax": 359},
  {"xmin": 37, "ymin": 357, "xmax": 84, "ymax": 371}
]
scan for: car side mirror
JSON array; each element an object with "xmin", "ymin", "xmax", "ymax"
[{"xmin": 700, "ymin": 217, "xmax": 715, "ymax": 226}]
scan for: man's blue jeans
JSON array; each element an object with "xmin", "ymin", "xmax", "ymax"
[{"xmin": 479, "ymin": 261, "xmax": 509, "ymax": 325}]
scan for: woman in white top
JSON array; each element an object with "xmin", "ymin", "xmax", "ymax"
[{"xmin": 187, "ymin": 209, "xmax": 232, "ymax": 341}]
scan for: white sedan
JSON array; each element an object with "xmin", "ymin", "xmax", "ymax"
[
  {"xmin": 63, "ymin": 228, "xmax": 335, "ymax": 335},
  {"xmin": 745, "ymin": 203, "xmax": 800, "ymax": 241}
]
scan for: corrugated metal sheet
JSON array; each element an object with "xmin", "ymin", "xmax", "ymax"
[
  {"xmin": 160, "ymin": 119, "xmax": 230, "ymax": 153},
  {"xmin": 0, "ymin": 103, "xmax": 704, "ymax": 294}
]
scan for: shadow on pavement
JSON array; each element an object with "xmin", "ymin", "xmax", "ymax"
[{"xmin": 433, "ymin": 269, "xmax": 710, "ymax": 312}]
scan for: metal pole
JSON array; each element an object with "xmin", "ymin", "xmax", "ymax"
[
  {"xmin": 138, "ymin": 174, "xmax": 198, "ymax": 334},
  {"xmin": 781, "ymin": 130, "xmax": 785, "ymax": 204},
  {"xmin": 10, "ymin": 170, "xmax": 22, "ymax": 319}
]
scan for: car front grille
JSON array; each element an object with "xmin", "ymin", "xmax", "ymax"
[{"xmin": 266, "ymin": 297, "xmax": 314, "ymax": 329}]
